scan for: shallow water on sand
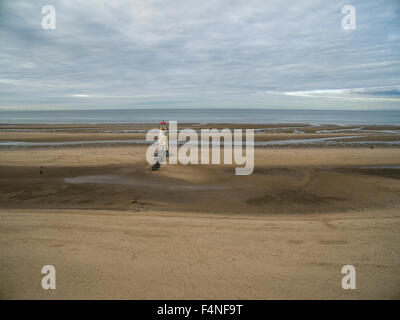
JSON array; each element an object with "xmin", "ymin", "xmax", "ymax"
[
  {"xmin": 2, "ymin": 136, "xmax": 400, "ymax": 148},
  {"xmin": 65, "ymin": 175, "xmax": 230, "ymax": 190},
  {"xmin": 359, "ymin": 165, "xmax": 400, "ymax": 169}
]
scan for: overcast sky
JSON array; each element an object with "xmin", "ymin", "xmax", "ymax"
[{"xmin": 0, "ymin": 0, "xmax": 399, "ymax": 110}]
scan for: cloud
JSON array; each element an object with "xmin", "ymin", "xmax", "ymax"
[
  {"xmin": 283, "ymin": 86, "xmax": 400, "ymax": 101},
  {"xmin": 71, "ymin": 94, "xmax": 90, "ymax": 98},
  {"xmin": 0, "ymin": 0, "xmax": 399, "ymax": 110}
]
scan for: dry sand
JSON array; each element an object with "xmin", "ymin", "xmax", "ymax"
[
  {"xmin": 0, "ymin": 127, "xmax": 399, "ymax": 299},
  {"xmin": 1, "ymin": 208, "xmax": 399, "ymax": 299}
]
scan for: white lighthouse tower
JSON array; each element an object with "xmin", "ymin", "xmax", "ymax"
[{"xmin": 153, "ymin": 120, "xmax": 168, "ymax": 169}]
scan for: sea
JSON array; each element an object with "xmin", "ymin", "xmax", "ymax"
[{"xmin": 0, "ymin": 109, "xmax": 399, "ymax": 125}]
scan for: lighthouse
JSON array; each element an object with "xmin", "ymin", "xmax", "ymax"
[
  {"xmin": 158, "ymin": 120, "xmax": 169, "ymax": 157},
  {"xmin": 152, "ymin": 120, "xmax": 169, "ymax": 170}
]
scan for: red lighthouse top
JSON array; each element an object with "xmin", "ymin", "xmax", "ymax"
[{"xmin": 160, "ymin": 120, "xmax": 167, "ymax": 125}]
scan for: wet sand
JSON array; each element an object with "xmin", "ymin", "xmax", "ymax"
[
  {"xmin": 0, "ymin": 125, "xmax": 399, "ymax": 299},
  {"xmin": 1, "ymin": 147, "xmax": 400, "ymax": 214},
  {"xmin": 1, "ymin": 123, "xmax": 399, "ymax": 147}
]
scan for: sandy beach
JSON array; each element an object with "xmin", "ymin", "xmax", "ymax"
[
  {"xmin": 0, "ymin": 124, "xmax": 400, "ymax": 299},
  {"xmin": 2, "ymin": 0, "xmax": 400, "ymax": 306}
]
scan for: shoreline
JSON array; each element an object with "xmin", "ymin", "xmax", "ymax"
[
  {"xmin": 1, "ymin": 123, "xmax": 399, "ymax": 148},
  {"xmin": 1, "ymin": 122, "xmax": 400, "ymax": 128}
]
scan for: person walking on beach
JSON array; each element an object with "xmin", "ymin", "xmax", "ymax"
[{"xmin": 40, "ymin": 166, "xmax": 43, "ymax": 177}]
